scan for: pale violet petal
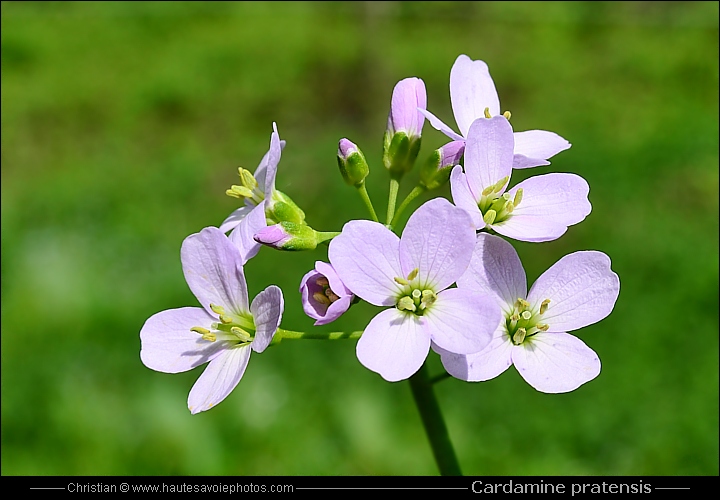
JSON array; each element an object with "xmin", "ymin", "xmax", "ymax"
[
  {"xmin": 512, "ymin": 130, "xmax": 571, "ymax": 168},
  {"xmin": 140, "ymin": 307, "xmax": 229, "ymax": 374},
  {"xmin": 254, "ymin": 139, "xmax": 286, "ymax": 192},
  {"xmin": 450, "ymin": 165, "xmax": 484, "ymax": 229},
  {"xmin": 398, "ymin": 197, "xmax": 476, "ymax": 291},
  {"xmin": 464, "ymin": 116, "xmax": 514, "ymax": 198},
  {"xmin": 315, "ymin": 261, "xmax": 352, "ymax": 297},
  {"xmin": 512, "ymin": 332, "xmax": 601, "ymax": 393},
  {"xmin": 328, "ymin": 220, "xmax": 404, "ymax": 306},
  {"xmin": 228, "ymin": 202, "xmax": 267, "ymax": 264},
  {"xmin": 450, "ymin": 54, "xmax": 501, "ymax": 137},
  {"xmin": 187, "ymin": 345, "xmax": 252, "ymax": 414},
  {"xmin": 300, "ymin": 269, "xmax": 327, "ymax": 322},
  {"xmin": 490, "ymin": 215, "xmax": 568, "ymax": 243},
  {"xmin": 316, "ymin": 295, "xmax": 353, "ymax": 326},
  {"xmin": 456, "ymin": 233, "xmax": 527, "ymax": 314},
  {"xmin": 417, "ymin": 108, "xmax": 464, "ymax": 141},
  {"xmin": 507, "ymin": 173, "xmax": 591, "ymax": 226},
  {"xmin": 526, "ymin": 251, "xmax": 620, "ymax": 332},
  {"xmin": 423, "ymin": 288, "xmax": 500, "ymax": 355},
  {"xmin": 263, "ymin": 123, "xmax": 283, "ymax": 200},
  {"xmin": 434, "ymin": 325, "xmax": 514, "ymax": 382},
  {"xmin": 390, "ymin": 77, "xmax": 426, "ymax": 137},
  {"xmin": 219, "ymin": 204, "xmax": 254, "ymax": 234},
  {"xmin": 356, "ymin": 309, "xmax": 431, "ymax": 382},
  {"xmin": 181, "ymin": 227, "xmax": 250, "ymax": 316},
  {"xmin": 512, "ymin": 155, "xmax": 551, "ymax": 170},
  {"xmin": 250, "ymin": 285, "xmax": 284, "ymax": 353}
]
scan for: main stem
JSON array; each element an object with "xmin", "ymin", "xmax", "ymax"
[{"xmin": 408, "ymin": 361, "xmax": 462, "ymax": 476}]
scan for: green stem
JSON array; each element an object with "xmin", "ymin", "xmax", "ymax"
[
  {"xmin": 276, "ymin": 328, "xmax": 363, "ymax": 340},
  {"xmin": 390, "ymin": 185, "xmax": 426, "ymax": 229},
  {"xmin": 356, "ymin": 182, "xmax": 379, "ymax": 223},
  {"xmin": 386, "ymin": 175, "xmax": 401, "ymax": 226},
  {"xmin": 315, "ymin": 231, "xmax": 341, "ymax": 244},
  {"xmin": 408, "ymin": 361, "xmax": 462, "ymax": 476}
]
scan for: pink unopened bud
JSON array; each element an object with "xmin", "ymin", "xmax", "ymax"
[{"xmin": 387, "ymin": 77, "xmax": 427, "ymax": 138}]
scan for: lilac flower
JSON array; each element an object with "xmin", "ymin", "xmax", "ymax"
[
  {"xmin": 451, "ymin": 115, "xmax": 591, "ymax": 242},
  {"xmin": 300, "ymin": 261, "xmax": 354, "ymax": 326},
  {"xmin": 419, "ymin": 54, "xmax": 571, "ymax": 169},
  {"xmin": 328, "ymin": 198, "xmax": 500, "ymax": 382},
  {"xmin": 220, "ymin": 123, "xmax": 286, "ymax": 263},
  {"xmin": 437, "ymin": 233, "xmax": 619, "ymax": 393},
  {"xmin": 140, "ymin": 227, "xmax": 283, "ymax": 414}
]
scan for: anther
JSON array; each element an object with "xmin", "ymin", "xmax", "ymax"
[
  {"xmin": 238, "ymin": 169, "xmax": 258, "ymax": 190},
  {"xmin": 202, "ymin": 332, "xmax": 217, "ymax": 342},
  {"xmin": 226, "ymin": 189, "xmax": 242, "ymax": 199},
  {"xmin": 517, "ymin": 298, "xmax": 530, "ymax": 310},
  {"xmin": 210, "ymin": 304, "xmax": 225, "ymax": 315},
  {"xmin": 483, "ymin": 209, "xmax": 497, "ymax": 225},
  {"xmin": 502, "ymin": 111, "xmax": 512, "ymax": 120},
  {"xmin": 313, "ymin": 292, "xmax": 331, "ymax": 305},
  {"xmin": 492, "ymin": 176, "xmax": 509, "ymax": 194},
  {"xmin": 512, "ymin": 327, "xmax": 527, "ymax": 345},
  {"xmin": 316, "ymin": 277, "xmax": 329, "ymax": 287},
  {"xmin": 536, "ymin": 323, "xmax": 549, "ymax": 331},
  {"xmin": 421, "ymin": 289, "xmax": 437, "ymax": 308},
  {"xmin": 220, "ymin": 314, "xmax": 234, "ymax": 324},
  {"xmin": 325, "ymin": 289, "xmax": 340, "ymax": 302},
  {"xmin": 231, "ymin": 326, "xmax": 252, "ymax": 342},
  {"xmin": 484, "ymin": 107, "xmax": 492, "ymax": 119},
  {"xmin": 505, "ymin": 201, "xmax": 514, "ymax": 214},
  {"xmin": 406, "ymin": 268, "xmax": 419, "ymax": 281},
  {"xmin": 394, "ymin": 276, "xmax": 409, "ymax": 286},
  {"xmin": 513, "ymin": 188, "xmax": 523, "ymax": 207},
  {"xmin": 230, "ymin": 185, "xmax": 255, "ymax": 198},
  {"xmin": 397, "ymin": 296, "xmax": 417, "ymax": 312},
  {"xmin": 540, "ymin": 299, "xmax": 551, "ymax": 315},
  {"xmin": 190, "ymin": 327, "xmax": 211, "ymax": 335},
  {"xmin": 481, "ymin": 185, "xmax": 495, "ymax": 196}
]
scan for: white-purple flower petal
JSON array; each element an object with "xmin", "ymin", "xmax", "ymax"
[
  {"xmin": 526, "ymin": 251, "xmax": 620, "ymax": 333},
  {"xmin": 506, "ymin": 173, "xmax": 591, "ymax": 226},
  {"xmin": 228, "ymin": 202, "xmax": 267, "ymax": 264},
  {"xmin": 250, "ymin": 285, "xmax": 284, "ymax": 353},
  {"xmin": 435, "ymin": 326, "xmax": 513, "ymax": 382},
  {"xmin": 187, "ymin": 345, "xmax": 253, "ymax": 414},
  {"xmin": 181, "ymin": 227, "xmax": 250, "ymax": 317},
  {"xmin": 449, "ymin": 166, "xmax": 484, "ymax": 229},
  {"xmin": 463, "ymin": 116, "xmax": 514, "ymax": 198},
  {"xmin": 398, "ymin": 197, "xmax": 476, "ymax": 291},
  {"xmin": 512, "ymin": 332, "xmax": 601, "ymax": 393},
  {"xmin": 450, "ymin": 54, "xmax": 501, "ymax": 137},
  {"xmin": 512, "ymin": 130, "xmax": 571, "ymax": 170},
  {"xmin": 300, "ymin": 262, "xmax": 354, "ymax": 326},
  {"xmin": 328, "ymin": 220, "xmax": 404, "ymax": 307},
  {"xmin": 355, "ymin": 308, "xmax": 430, "ymax": 382}
]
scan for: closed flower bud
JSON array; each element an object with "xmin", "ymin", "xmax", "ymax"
[
  {"xmin": 337, "ymin": 138, "xmax": 369, "ymax": 187},
  {"xmin": 254, "ymin": 222, "xmax": 318, "ymax": 251},
  {"xmin": 383, "ymin": 77, "xmax": 427, "ymax": 176},
  {"xmin": 265, "ymin": 190, "xmax": 306, "ymax": 225},
  {"xmin": 419, "ymin": 140, "xmax": 465, "ymax": 190}
]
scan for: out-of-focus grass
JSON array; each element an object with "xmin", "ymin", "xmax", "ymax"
[{"xmin": 2, "ymin": 1, "xmax": 717, "ymax": 475}]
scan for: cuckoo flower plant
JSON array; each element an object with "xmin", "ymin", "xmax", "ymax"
[
  {"xmin": 419, "ymin": 54, "xmax": 571, "ymax": 169},
  {"xmin": 437, "ymin": 233, "xmax": 619, "ymax": 393},
  {"xmin": 451, "ymin": 115, "xmax": 591, "ymax": 242},
  {"xmin": 140, "ymin": 227, "xmax": 284, "ymax": 413},
  {"xmin": 329, "ymin": 198, "xmax": 500, "ymax": 382}
]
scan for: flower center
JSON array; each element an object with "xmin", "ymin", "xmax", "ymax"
[
  {"xmin": 394, "ymin": 268, "xmax": 436, "ymax": 316},
  {"xmin": 477, "ymin": 180, "xmax": 522, "ymax": 226},
  {"xmin": 190, "ymin": 303, "xmax": 256, "ymax": 346},
  {"xmin": 506, "ymin": 297, "xmax": 551, "ymax": 345},
  {"xmin": 312, "ymin": 277, "xmax": 341, "ymax": 305},
  {"xmin": 226, "ymin": 167, "xmax": 264, "ymax": 206}
]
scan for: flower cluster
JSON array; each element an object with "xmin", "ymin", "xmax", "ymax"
[{"xmin": 140, "ymin": 53, "xmax": 619, "ymax": 415}]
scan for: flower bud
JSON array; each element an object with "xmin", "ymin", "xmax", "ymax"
[
  {"xmin": 383, "ymin": 77, "xmax": 427, "ymax": 176},
  {"xmin": 254, "ymin": 222, "xmax": 317, "ymax": 251},
  {"xmin": 419, "ymin": 140, "xmax": 465, "ymax": 190},
  {"xmin": 337, "ymin": 138, "xmax": 369, "ymax": 187},
  {"xmin": 299, "ymin": 261, "xmax": 355, "ymax": 325}
]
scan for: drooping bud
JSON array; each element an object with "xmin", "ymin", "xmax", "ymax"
[
  {"xmin": 254, "ymin": 222, "xmax": 318, "ymax": 251},
  {"xmin": 300, "ymin": 261, "xmax": 355, "ymax": 326},
  {"xmin": 337, "ymin": 138, "xmax": 369, "ymax": 187},
  {"xmin": 419, "ymin": 140, "xmax": 466, "ymax": 190},
  {"xmin": 383, "ymin": 77, "xmax": 427, "ymax": 177}
]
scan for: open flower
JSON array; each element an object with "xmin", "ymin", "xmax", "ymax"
[
  {"xmin": 220, "ymin": 123, "xmax": 285, "ymax": 263},
  {"xmin": 419, "ymin": 54, "xmax": 570, "ymax": 169},
  {"xmin": 140, "ymin": 227, "xmax": 284, "ymax": 413},
  {"xmin": 328, "ymin": 198, "xmax": 500, "ymax": 382},
  {"xmin": 437, "ymin": 233, "xmax": 619, "ymax": 393},
  {"xmin": 451, "ymin": 115, "xmax": 591, "ymax": 242},
  {"xmin": 300, "ymin": 261, "xmax": 354, "ymax": 325}
]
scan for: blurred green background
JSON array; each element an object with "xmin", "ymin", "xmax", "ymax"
[{"xmin": 2, "ymin": 1, "xmax": 718, "ymax": 476}]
